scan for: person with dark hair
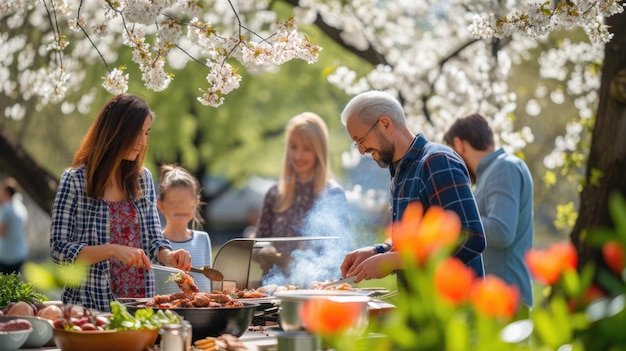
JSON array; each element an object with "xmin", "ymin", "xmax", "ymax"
[
  {"xmin": 444, "ymin": 113, "xmax": 534, "ymax": 308},
  {"xmin": 155, "ymin": 164, "xmax": 212, "ymax": 294},
  {"xmin": 339, "ymin": 90, "xmax": 486, "ymax": 285},
  {"xmin": 0, "ymin": 177, "xmax": 28, "ymax": 275},
  {"xmin": 50, "ymin": 94, "xmax": 191, "ymax": 312}
]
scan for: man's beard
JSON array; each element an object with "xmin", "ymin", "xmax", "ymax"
[{"xmin": 375, "ymin": 137, "xmax": 395, "ymax": 168}]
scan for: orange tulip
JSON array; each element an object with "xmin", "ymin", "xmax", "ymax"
[
  {"xmin": 299, "ymin": 298, "xmax": 364, "ymax": 337},
  {"xmin": 525, "ymin": 242, "xmax": 578, "ymax": 285},
  {"xmin": 602, "ymin": 240, "xmax": 625, "ymax": 275},
  {"xmin": 469, "ymin": 275, "xmax": 519, "ymax": 319},
  {"xmin": 391, "ymin": 202, "xmax": 462, "ymax": 265},
  {"xmin": 435, "ymin": 257, "xmax": 476, "ymax": 305}
]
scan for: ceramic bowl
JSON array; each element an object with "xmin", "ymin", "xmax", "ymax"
[
  {"xmin": 0, "ymin": 328, "xmax": 32, "ymax": 351},
  {"xmin": 123, "ymin": 301, "xmax": 258, "ymax": 341},
  {"xmin": 0, "ymin": 316, "xmax": 53, "ymax": 348},
  {"xmin": 52, "ymin": 328, "xmax": 159, "ymax": 351}
]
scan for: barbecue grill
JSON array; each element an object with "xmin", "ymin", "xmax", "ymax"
[{"xmin": 211, "ymin": 237, "xmax": 341, "ymax": 291}]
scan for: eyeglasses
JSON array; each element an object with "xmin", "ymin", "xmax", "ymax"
[{"xmin": 353, "ymin": 119, "xmax": 381, "ymax": 149}]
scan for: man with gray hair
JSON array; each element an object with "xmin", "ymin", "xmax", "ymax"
[{"xmin": 339, "ymin": 90, "xmax": 486, "ymax": 287}]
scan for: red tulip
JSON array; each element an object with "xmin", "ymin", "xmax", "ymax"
[
  {"xmin": 602, "ymin": 240, "xmax": 625, "ymax": 275},
  {"xmin": 435, "ymin": 257, "xmax": 476, "ymax": 305},
  {"xmin": 525, "ymin": 242, "xmax": 578, "ymax": 285},
  {"xmin": 469, "ymin": 275, "xmax": 519, "ymax": 319}
]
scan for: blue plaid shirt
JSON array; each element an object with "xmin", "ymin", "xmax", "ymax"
[
  {"xmin": 50, "ymin": 165, "xmax": 171, "ymax": 312},
  {"xmin": 390, "ymin": 134, "xmax": 485, "ymax": 277}
]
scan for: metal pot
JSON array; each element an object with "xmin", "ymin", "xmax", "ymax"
[
  {"xmin": 274, "ymin": 290, "xmax": 370, "ymax": 332},
  {"xmin": 123, "ymin": 301, "xmax": 258, "ymax": 341}
]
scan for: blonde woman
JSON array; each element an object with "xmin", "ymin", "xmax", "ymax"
[{"xmin": 252, "ymin": 112, "xmax": 346, "ymax": 276}]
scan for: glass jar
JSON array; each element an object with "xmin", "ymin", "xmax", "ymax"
[
  {"xmin": 160, "ymin": 323, "xmax": 185, "ymax": 351},
  {"xmin": 183, "ymin": 320, "xmax": 192, "ymax": 351}
]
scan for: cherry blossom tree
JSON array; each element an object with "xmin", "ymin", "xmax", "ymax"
[{"xmin": 1, "ymin": 0, "xmax": 625, "ymax": 269}]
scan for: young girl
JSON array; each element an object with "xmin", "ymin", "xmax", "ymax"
[
  {"xmin": 155, "ymin": 164, "xmax": 213, "ymax": 294},
  {"xmin": 50, "ymin": 94, "xmax": 191, "ymax": 312}
]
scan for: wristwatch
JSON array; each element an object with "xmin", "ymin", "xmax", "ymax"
[{"xmin": 374, "ymin": 244, "xmax": 387, "ymax": 254}]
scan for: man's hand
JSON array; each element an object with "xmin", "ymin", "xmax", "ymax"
[{"xmin": 340, "ymin": 246, "xmax": 377, "ymax": 278}]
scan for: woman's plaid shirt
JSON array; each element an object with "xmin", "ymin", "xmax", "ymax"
[{"xmin": 50, "ymin": 165, "xmax": 171, "ymax": 312}]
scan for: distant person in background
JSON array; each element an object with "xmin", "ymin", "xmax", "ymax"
[
  {"xmin": 252, "ymin": 112, "xmax": 347, "ymax": 276},
  {"xmin": 50, "ymin": 94, "xmax": 191, "ymax": 312},
  {"xmin": 155, "ymin": 164, "xmax": 212, "ymax": 294},
  {"xmin": 444, "ymin": 113, "xmax": 534, "ymax": 308},
  {"xmin": 0, "ymin": 177, "xmax": 29, "ymax": 275}
]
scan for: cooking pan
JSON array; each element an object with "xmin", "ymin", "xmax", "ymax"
[{"xmin": 122, "ymin": 300, "xmax": 258, "ymax": 341}]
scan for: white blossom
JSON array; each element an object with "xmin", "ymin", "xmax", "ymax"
[{"xmin": 102, "ymin": 67, "xmax": 129, "ymax": 95}]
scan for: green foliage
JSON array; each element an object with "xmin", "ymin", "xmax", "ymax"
[
  {"xmin": 22, "ymin": 260, "xmax": 88, "ymax": 293},
  {"xmin": 554, "ymin": 201, "xmax": 578, "ymax": 230},
  {"xmin": 0, "ymin": 272, "xmax": 48, "ymax": 306}
]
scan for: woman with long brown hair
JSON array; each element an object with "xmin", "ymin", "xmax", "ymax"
[{"xmin": 50, "ymin": 94, "xmax": 191, "ymax": 312}]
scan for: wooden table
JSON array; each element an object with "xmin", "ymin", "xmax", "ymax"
[{"xmin": 20, "ymin": 326, "xmax": 280, "ymax": 351}]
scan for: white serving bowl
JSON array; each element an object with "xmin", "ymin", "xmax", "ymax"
[
  {"xmin": 0, "ymin": 316, "xmax": 53, "ymax": 348},
  {"xmin": 0, "ymin": 328, "xmax": 32, "ymax": 351}
]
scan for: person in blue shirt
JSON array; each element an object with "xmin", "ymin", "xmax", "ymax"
[
  {"xmin": 50, "ymin": 94, "xmax": 191, "ymax": 312},
  {"xmin": 339, "ymin": 90, "xmax": 486, "ymax": 285},
  {"xmin": 0, "ymin": 177, "xmax": 29, "ymax": 275},
  {"xmin": 444, "ymin": 113, "xmax": 534, "ymax": 308}
]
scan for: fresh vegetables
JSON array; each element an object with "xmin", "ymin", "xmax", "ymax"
[
  {"xmin": 109, "ymin": 301, "xmax": 183, "ymax": 330},
  {"xmin": 0, "ymin": 272, "xmax": 48, "ymax": 307},
  {"xmin": 52, "ymin": 301, "xmax": 184, "ymax": 332}
]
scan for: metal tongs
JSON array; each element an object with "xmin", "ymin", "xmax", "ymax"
[
  {"xmin": 152, "ymin": 264, "xmax": 224, "ymax": 281},
  {"xmin": 152, "ymin": 264, "xmax": 186, "ymax": 275},
  {"xmin": 320, "ymin": 276, "xmax": 357, "ymax": 289}
]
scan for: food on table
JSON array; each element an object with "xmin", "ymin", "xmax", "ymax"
[
  {"xmin": 36, "ymin": 305, "xmax": 64, "ymax": 321},
  {"xmin": 144, "ymin": 292, "xmax": 245, "ymax": 308},
  {"xmin": 309, "ymin": 280, "xmax": 355, "ymax": 291},
  {"xmin": 3, "ymin": 301, "xmax": 37, "ymax": 316},
  {"xmin": 0, "ymin": 318, "xmax": 32, "ymax": 331},
  {"xmin": 164, "ymin": 272, "xmax": 200, "ymax": 294},
  {"xmin": 194, "ymin": 334, "xmax": 248, "ymax": 351},
  {"xmin": 227, "ymin": 288, "xmax": 270, "ymax": 299},
  {"xmin": 50, "ymin": 301, "xmax": 182, "ymax": 332}
]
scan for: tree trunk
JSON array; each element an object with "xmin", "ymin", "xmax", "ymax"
[
  {"xmin": 0, "ymin": 126, "xmax": 58, "ymax": 214},
  {"xmin": 571, "ymin": 12, "xmax": 626, "ymax": 269}
]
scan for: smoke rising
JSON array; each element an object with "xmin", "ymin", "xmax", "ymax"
[{"xmin": 260, "ymin": 189, "xmax": 378, "ymax": 287}]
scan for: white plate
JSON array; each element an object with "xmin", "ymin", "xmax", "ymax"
[{"xmin": 238, "ymin": 297, "xmax": 278, "ymax": 304}]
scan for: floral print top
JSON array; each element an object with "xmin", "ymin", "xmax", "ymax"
[
  {"xmin": 109, "ymin": 198, "xmax": 146, "ymax": 298},
  {"xmin": 256, "ymin": 179, "xmax": 346, "ymax": 254}
]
